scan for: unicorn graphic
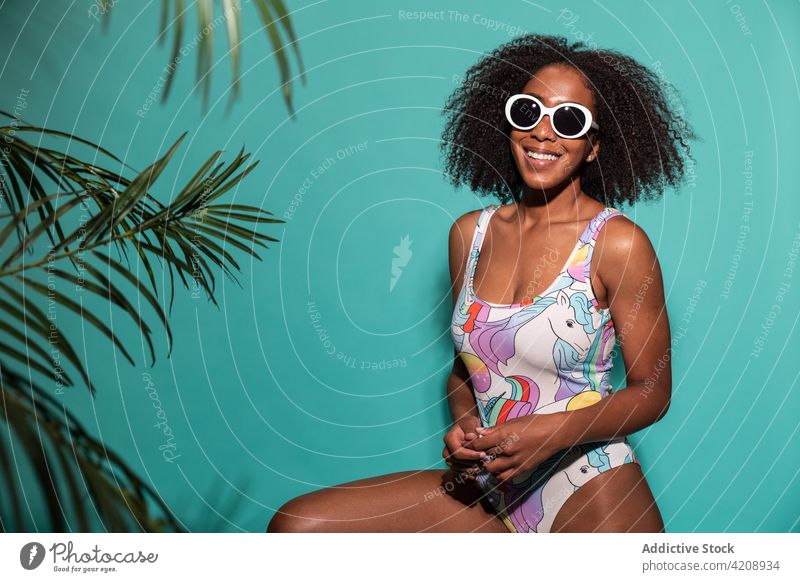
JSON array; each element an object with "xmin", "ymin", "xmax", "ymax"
[{"xmin": 465, "ymin": 289, "xmax": 599, "ymax": 408}]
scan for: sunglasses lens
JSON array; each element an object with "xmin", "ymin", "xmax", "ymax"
[
  {"xmin": 508, "ymin": 97, "xmax": 540, "ymax": 129},
  {"xmin": 552, "ymin": 105, "xmax": 587, "ymax": 137}
]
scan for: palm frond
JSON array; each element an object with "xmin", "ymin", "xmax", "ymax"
[
  {"xmin": 222, "ymin": 0, "xmax": 242, "ymax": 113},
  {"xmin": 0, "ymin": 115, "xmax": 284, "ymax": 532},
  {"xmin": 2, "ymin": 0, "xmax": 301, "ymax": 535},
  {"xmin": 0, "ymin": 367, "xmax": 186, "ymax": 532},
  {"xmin": 104, "ymin": 0, "xmax": 305, "ymax": 114},
  {"xmin": 256, "ymin": 0, "xmax": 306, "ymax": 115},
  {"xmin": 0, "ymin": 282, "xmax": 92, "ymax": 392},
  {"xmin": 0, "ymin": 114, "xmax": 283, "ymax": 379}
]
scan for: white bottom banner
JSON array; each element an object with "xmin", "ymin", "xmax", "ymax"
[{"xmin": 1, "ymin": 533, "xmax": 797, "ymax": 581}]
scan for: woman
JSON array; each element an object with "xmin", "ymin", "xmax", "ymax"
[{"xmin": 268, "ymin": 34, "xmax": 695, "ymax": 533}]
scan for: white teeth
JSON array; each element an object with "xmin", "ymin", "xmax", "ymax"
[{"xmin": 526, "ymin": 150, "xmax": 559, "ymax": 161}]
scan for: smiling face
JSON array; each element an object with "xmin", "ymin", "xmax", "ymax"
[{"xmin": 508, "ymin": 63, "xmax": 601, "ymax": 192}]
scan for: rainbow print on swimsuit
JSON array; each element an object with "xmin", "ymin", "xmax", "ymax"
[{"xmin": 450, "ymin": 204, "xmax": 639, "ymax": 533}]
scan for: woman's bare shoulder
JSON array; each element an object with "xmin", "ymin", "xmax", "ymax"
[
  {"xmin": 596, "ymin": 212, "xmax": 662, "ymax": 293},
  {"xmin": 448, "ymin": 207, "xmax": 486, "ymax": 251},
  {"xmin": 601, "ymin": 212, "xmax": 656, "ymax": 258}
]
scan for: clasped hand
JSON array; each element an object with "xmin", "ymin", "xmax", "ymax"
[{"xmin": 442, "ymin": 413, "xmax": 567, "ymax": 483}]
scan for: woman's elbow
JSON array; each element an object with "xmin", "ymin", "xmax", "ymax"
[{"xmin": 653, "ymin": 389, "xmax": 671, "ymax": 423}]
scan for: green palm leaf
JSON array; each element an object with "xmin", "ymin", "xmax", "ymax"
[
  {"xmin": 0, "ymin": 368, "xmax": 185, "ymax": 531},
  {"xmin": 2, "ymin": 0, "xmax": 304, "ymax": 534},
  {"xmin": 113, "ymin": 0, "xmax": 306, "ymax": 114},
  {"xmin": 1, "ymin": 114, "xmax": 284, "ymax": 532}
]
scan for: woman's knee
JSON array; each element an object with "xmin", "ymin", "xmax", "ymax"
[{"xmin": 266, "ymin": 496, "xmax": 327, "ymax": 533}]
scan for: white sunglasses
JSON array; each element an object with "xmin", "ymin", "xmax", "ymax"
[{"xmin": 504, "ymin": 94, "xmax": 599, "ymax": 139}]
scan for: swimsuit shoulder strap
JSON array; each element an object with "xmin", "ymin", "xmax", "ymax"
[
  {"xmin": 472, "ymin": 204, "xmax": 499, "ymax": 252},
  {"xmin": 462, "ymin": 204, "xmax": 498, "ymax": 289}
]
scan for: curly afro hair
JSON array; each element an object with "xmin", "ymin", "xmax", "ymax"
[{"xmin": 439, "ymin": 34, "xmax": 697, "ymax": 207}]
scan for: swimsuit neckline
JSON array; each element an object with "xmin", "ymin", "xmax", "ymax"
[{"xmin": 468, "ymin": 204, "xmax": 613, "ymax": 309}]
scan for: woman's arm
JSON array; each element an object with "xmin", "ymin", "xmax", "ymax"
[
  {"xmin": 447, "ymin": 351, "xmax": 480, "ymax": 423},
  {"xmin": 445, "ymin": 211, "xmax": 482, "ymax": 425},
  {"xmin": 550, "ymin": 217, "xmax": 672, "ymax": 446},
  {"xmin": 441, "ymin": 212, "xmax": 485, "ymax": 475}
]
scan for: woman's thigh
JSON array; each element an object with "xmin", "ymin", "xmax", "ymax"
[
  {"xmin": 267, "ymin": 469, "xmax": 510, "ymax": 533},
  {"xmin": 550, "ymin": 463, "xmax": 665, "ymax": 533}
]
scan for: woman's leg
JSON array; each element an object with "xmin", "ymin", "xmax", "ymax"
[
  {"xmin": 549, "ymin": 463, "xmax": 665, "ymax": 532},
  {"xmin": 267, "ymin": 468, "xmax": 510, "ymax": 533}
]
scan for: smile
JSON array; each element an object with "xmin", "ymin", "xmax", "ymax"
[{"xmin": 523, "ymin": 147, "xmax": 562, "ymax": 169}]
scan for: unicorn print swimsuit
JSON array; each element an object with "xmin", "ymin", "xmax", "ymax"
[{"xmin": 450, "ymin": 204, "xmax": 639, "ymax": 533}]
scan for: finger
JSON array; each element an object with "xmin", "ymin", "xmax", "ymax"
[
  {"xmin": 444, "ymin": 451, "xmax": 476, "ymax": 472},
  {"xmin": 464, "ymin": 432, "xmax": 502, "ymax": 452},
  {"xmin": 452, "ymin": 444, "xmax": 487, "ymax": 462},
  {"xmin": 467, "ymin": 439, "xmax": 503, "ymax": 454},
  {"xmin": 482, "ymin": 454, "xmax": 516, "ymax": 475},
  {"xmin": 493, "ymin": 469, "xmax": 515, "ymax": 483},
  {"xmin": 497, "ymin": 467, "xmax": 519, "ymax": 481},
  {"xmin": 444, "ymin": 446, "xmax": 482, "ymax": 468},
  {"xmin": 443, "ymin": 432, "xmax": 464, "ymax": 452}
]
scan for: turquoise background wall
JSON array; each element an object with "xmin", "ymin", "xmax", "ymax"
[{"xmin": 1, "ymin": 0, "xmax": 798, "ymax": 532}]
